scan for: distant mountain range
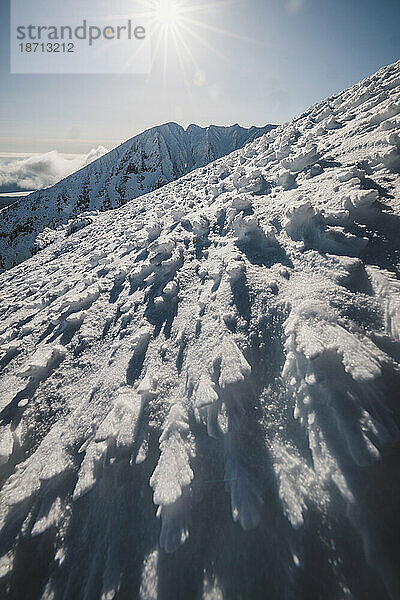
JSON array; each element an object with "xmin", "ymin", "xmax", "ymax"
[{"xmin": 0, "ymin": 122, "xmax": 275, "ymax": 269}]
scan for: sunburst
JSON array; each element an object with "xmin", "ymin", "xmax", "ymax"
[
  {"xmin": 117, "ymin": 0, "xmax": 249, "ymax": 95},
  {"xmin": 145, "ymin": 0, "xmax": 243, "ymax": 92},
  {"xmin": 152, "ymin": 0, "xmax": 185, "ymax": 30}
]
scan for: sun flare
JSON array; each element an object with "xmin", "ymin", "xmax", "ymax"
[
  {"xmin": 153, "ymin": 0, "xmax": 184, "ymax": 29},
  {"xmin": 133, "ymin": 0, "xmax": 240, "ymax": 95}
]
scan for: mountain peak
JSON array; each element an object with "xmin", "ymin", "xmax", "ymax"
[{"xmin": 0, "ymin": 122, "xmax": 276, "ymax": 270}]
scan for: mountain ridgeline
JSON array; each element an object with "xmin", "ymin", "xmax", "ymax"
[{"xmin": 0, "ymin": 122, "xmax": 275, "ymax": 270}]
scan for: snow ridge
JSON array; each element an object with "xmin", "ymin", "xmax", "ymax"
[
  {"xmin": 0, "ymin": 60, "xmax": 400, "ymax": 600},
  {"xmin": 0, "ymin": 122, "xmax": 274, "ymax": 271}
]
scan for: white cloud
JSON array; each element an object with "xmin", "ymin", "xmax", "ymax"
[{"xmin": 0, "ymin": 146, "xmax": 108, "ymax": 193}]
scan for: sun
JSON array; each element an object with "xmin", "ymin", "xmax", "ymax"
[
  {"xmin": 152, "ymin": 0, "xmax": 184, "ymax": 30},
  {"xmin": 132, "ymin": 0, "xmax": 241, "ymax": 96}
]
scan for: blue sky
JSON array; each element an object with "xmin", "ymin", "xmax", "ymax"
[{"xmin": 0, "ymin": 0, "xmax": 399, "ymax": 155}]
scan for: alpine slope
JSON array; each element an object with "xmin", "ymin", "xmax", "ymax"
[
  {"xmin": 0, "ymin": 123, "xmax": 274, "ymax": 271},
  {"xmin": 0, "ymin": 60, "xmax": 400, "ymax": 600}
]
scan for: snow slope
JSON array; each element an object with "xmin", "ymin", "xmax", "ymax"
[
  {"xmin": 0, "ymin": 123, "xmax": 274, "ymax": 270},
  {"xmin": 0, "ymin": 60, "xmax": 400, "ymax": 600}
]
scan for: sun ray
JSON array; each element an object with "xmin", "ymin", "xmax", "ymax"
[
  {"xmin": 135, "ymin": 0, "xmax": 246, "ymax": 97},
  {"xmin": 170, "ymin": 29, "xmax": 194, "ymax": 98},
  {"xmin": 181, "ymin": 14, "xmax": 252, "ymax": 42},
  {"xmin": 178, "ymin": 20, "xmax": 228, "ymax": 62}
]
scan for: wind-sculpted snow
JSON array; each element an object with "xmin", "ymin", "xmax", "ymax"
[
  {"xmin": 0, "ymin": 123, "xmax": 274, "ymax": 271},
  {"xmin": 0, "ymin": 61, "xmax": 400, "ymax": 600}
]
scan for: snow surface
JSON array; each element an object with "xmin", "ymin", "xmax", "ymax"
[
  {"xmin": 0, "ymin": 61, "xmax": 400, "ymax": 600},
  {"xmin": 0, "ymin": 123, "xmax": 274, "ymax": 271}
]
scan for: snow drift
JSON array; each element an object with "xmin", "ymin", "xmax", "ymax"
[{"xmin": 0, "ymin": 61, "xmax": 400, "ymax": 600}]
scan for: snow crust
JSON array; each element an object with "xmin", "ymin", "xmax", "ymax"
[{"xmin": 0, "ymin": 60, "xmax": 400, "ymax": 599}]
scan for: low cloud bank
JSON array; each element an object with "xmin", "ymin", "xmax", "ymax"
[{"xmin": 0, "ymin": 146, "xmax": 108, "ymax": 193}]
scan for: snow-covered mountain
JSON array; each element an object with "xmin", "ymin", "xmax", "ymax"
[
  {"xmin": 0, "ymin": 123, "xmax": 274, "ymax": 270},
  {"xmin": 0, "ymin": 61, "xmax": 400, "ymax": 600}
]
